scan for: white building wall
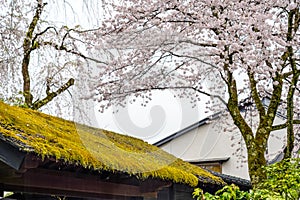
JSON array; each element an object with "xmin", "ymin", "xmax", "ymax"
[{"xmin": 160, "ymin": 115, "xmax": 286, "ymax": 180}]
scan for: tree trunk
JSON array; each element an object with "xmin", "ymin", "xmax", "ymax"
[
  {"xmin": 22, "ymin": 0, "xmax": 44, "ymax": 108},
  {"xmin": 246, "ymin": 141, "xmax": 267, "ymax": 188}
]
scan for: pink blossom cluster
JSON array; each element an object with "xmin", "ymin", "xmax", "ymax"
[{"xmin": 93, "ymin": 0, "xmax": 299, "ymax": 118}]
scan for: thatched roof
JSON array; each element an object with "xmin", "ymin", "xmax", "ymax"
[{"xmin": 0, "ymin": 101, "xmax": 223, "ymax": 187}]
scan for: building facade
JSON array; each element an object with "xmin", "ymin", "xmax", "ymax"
[{"xmin": 154, "ymin": 112, "xmax": 287, "ymax": 180}]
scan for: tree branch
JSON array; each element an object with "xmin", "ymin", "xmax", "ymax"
[
  {"xmin": 42, "ymin": 41, "xmax": 107, "ymax": 65},
  {"xmin": 166, "ymin": 51, "xmax": 219, "ymax": 69},
  {"xmin": 32, "ymin": 78, "xmax": 75, "ymax": 110},
  {"xmin": 177, "ymin": 39, "xmax": 217, "ymax": 47},
  {"xmin": 31, "ymin": 26, "xmax": 58, "ymax": 50},
  {"xmin": 101, "ymin": 85, "xmax": 227, "ymax": 105},
  {"xmin": 272, "ymin": 120, "xmax": 300, "ymax": 131},
  {"xmin": 225, "ymin": 65, "xmax": 254, "ymax": 146},
  {"xmin": 271, "ymin": 123, "xmax": 288, "ymax": 131},
  {"xmin": 248, "ymin": 71, "xmax": 265, "ymax": 117},
  {"xmin": 264, "ymin": 73, "xmax": 283, "ymax": 126}
]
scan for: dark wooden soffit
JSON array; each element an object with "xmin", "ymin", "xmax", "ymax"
[
  {"xmin": 0, "ymin": 153, "xmax": 172, "ymax": 199},
  {"xmin": 0, "ymin": 138, "xmax": 26, "ymax": 170}
]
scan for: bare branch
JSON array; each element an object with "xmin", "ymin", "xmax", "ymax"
[
  {"xmin": 177, "ymin": 39, "xmax": 217, "ymax": 47},
  {"xmin": 272, "ymin": 120, "xmax": 300, "ymax": 131},
  {"xmin": 166, "ymin": 51, "xmax": 219, "ymax": 69},
  {"xmin": 32, "ymin": 78, "xmax": 75, "ymax": 110},
  {"xmin": 42, "ymin": 41, "xmax": 107, "ymax": 65}
]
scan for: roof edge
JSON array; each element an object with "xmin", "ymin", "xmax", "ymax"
[
  {"xmin": 187, "ymin": 157, "xmax": 230, "ymax": 164},
  {"xmin": 153, "ymin": 112, "xmax": 220, "ymax": 147}
]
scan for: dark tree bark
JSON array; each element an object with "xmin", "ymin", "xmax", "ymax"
[
  {"xmin": 22, "ymin": 0, "xmax": 45, "ymax": 108},
  {"xmin": 21, "ymin": 0, "xmax": 77, "ymax": 110}
]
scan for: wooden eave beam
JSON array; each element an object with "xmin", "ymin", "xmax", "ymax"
[
  {"xmin": 3, "ymin": 168, "xmax": 146, "ymax": 197},
  {"xmin": 0, "ymin": 185, "xmax": 139, "ymax": 200},
  {"xmin": 2, "ymin": 158, "xmax": 172, "ymax": 198},
  {"xmin": 0, "ymin": 151, "xmax": 173, "ymax": 198}
]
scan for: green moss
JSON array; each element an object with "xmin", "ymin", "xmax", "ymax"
[{"xmin": 0, "ymin": 102, "xmax": 223, "ymax": 187}]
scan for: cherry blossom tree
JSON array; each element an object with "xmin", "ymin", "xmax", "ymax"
[
  {"xmin": 0, "ymin": 0, "xmax": 104, "ymax": 115},
  {"xmin": 92, "ymin": 0, "xmax": 300, "ymax": 187}
]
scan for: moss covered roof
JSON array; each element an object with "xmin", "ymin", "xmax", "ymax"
[{"xmin": 0, "ymin": 101, "xmax": 223, "ymax": 187}]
